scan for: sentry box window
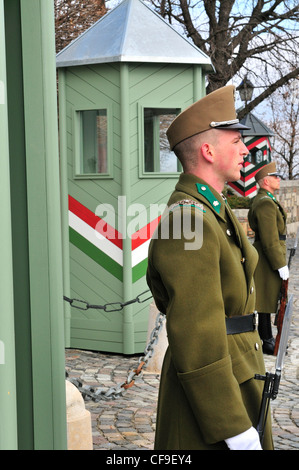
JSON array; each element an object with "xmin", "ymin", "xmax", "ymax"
[
  {"xmin": 247, "ymin": 148, "xmax": 269, "ymax": 165},
  {"xmin": 74, "ymin": 108, "xmax": 112, "ymax": 179},
  {"xmin": 141, "ymin": 107, "xmax": 182, "ymax": 177}
]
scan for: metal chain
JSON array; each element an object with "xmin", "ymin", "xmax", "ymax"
[
  {"xmin": 66, "ymin": 311, "xmax": 165, "ymax": 402},
  {"xmin": 63, "ymin": 289, "xmax": 153, "ymax": 312}
]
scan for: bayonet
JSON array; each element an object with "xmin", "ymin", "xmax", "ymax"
[
  {"xmin": 274, "ymin": 228, "xmax": 298, "ymax": 355},
  {"xmin": 255, "ymin": 295, "xmax": 294, "ymax": 445}
]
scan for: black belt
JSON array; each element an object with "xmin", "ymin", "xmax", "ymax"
[
  {"xmin": 226, "ymin": 313, "xmax": 258, "ymax": 335},
  {"xmin": 279, "ymin": 235, "xmax": 286, "ymax": 240}
]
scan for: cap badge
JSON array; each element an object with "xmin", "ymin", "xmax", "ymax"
[{"xmin": 210, "ymin": 119, "xmax": 239, "ymax": 128}]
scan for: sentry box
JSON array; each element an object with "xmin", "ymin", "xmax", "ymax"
[{"xmin": 57, "ymin": 0, "xmax": 213, "ymax": 354}]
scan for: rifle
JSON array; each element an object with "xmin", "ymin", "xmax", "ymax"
[
  {"xmin": 274, "ymin": 228, "xmax": 299, "ymax": 356},
  {"xmin": 255, "ymin": 295, "xmax": 294, "ymax": 446},
  {"xmin": 274, "ymin": 279, "xmax": 288, "ymax": 356}
]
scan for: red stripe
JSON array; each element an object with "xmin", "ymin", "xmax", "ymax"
[
  {"xmin": 228, "ymin": 182, "xmax": 243, "ymax": 196},
  {"xmin": 69, "ymin": 195, "xmax": 161, "ymax": 251},
  {"xmin": 246, "ymin": 137, "xmax": 267, "ymax": 151},
  {"xmin": 244, "ymin": 186, "xmax": 257, "ymax": 196},
  {"xmin": 68, "ymin": 195, "xmax": 123, "ymax": 249},
  {"xmin": 229, "ymin": 180, "xmax": 257, "ymax": 195},
  {"xmin": 240, "ymin": 172, "xmax": 257, "ymax": 183},
  {"xmin": 131, "ymin": 217, "xmax": 161, "ymax": 250}
]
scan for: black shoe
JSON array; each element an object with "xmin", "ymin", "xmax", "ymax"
[{"xmin": 262, "ymin": 337, "xmax": 275, "ymax": 355}]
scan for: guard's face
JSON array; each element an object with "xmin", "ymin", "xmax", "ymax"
[
  {"xmin": 268, "ymin": 174, "xmax": 281, "ymax": 192},
  {"xmin": 213, "ymin": 130, "xmax": 249, "ymax": 183}
]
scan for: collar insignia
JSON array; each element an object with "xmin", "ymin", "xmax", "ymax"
[{"xmin": 196, "ymin": 184, "xmax": 221, "ymax": 214}]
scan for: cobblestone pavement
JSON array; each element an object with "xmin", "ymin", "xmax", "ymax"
[{"xmin": 65, "ymin": 249, "xmax": 299, "ymax": 451}]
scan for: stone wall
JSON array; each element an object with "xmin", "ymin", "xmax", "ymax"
[
  {"xmin": 233, "ymin": 180, "xmax": 299, "ymax": 239},
  {"xmin": 278, "ymin": 180, "xmax": 299, "ymax": 238}
]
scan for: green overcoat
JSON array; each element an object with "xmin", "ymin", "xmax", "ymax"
[
  {"xmin": 146, "ymin": 173, "xmax": 273, "ymax": 450},
  {"xmin": 248, "ymin": 188, "xmax": 287, "ymax": 313}
]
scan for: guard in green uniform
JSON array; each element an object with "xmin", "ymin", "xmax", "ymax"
[
  {"xmin": 146, "ymin": 86, "xmax": 273, "ymax": 450},
  {"xmin": 248, "ymin": 162, "xmax": 288, "ymax": 354}
]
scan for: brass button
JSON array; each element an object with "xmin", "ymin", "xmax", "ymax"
[
  {"xmin": 255, "ymin": 343, "xmax": 259, "ymax": 351},
  {"xmin": 226, "ymin": 229, "xmax": 232, "ymax": 236},
  {"xmin": 241, "ymin": 257, "xmax": 246, "ymax": 264},
  {"xmin": 250, "ymin": 286, "xmax": 254, "ymax": 294}
]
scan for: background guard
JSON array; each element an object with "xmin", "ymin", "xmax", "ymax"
[{"xmin": 248, "ymin": 163, "xmax": 288, "ymax": 355}]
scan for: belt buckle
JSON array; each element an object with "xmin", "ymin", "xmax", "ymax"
[{"xmin": 253, "ymin": 311, "xmax": 258, "ymax": 331}]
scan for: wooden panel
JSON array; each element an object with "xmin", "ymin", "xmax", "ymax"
[
  {"xmin": 69, "ymin": 244, "xmax": 123, "ymax": 306},
  {"xmin": 128, "ymin": 63, "xmax": 195, "ymax": 210}
]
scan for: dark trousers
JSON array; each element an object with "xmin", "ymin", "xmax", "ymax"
[{"xmin": 258, "ymin": 313, "xmax": 273, "ymax": 340}]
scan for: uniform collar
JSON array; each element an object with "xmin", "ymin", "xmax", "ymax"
[
  {"xmin": 266, "ymin": 191, "xmax": 276, "ymax": 201},
  {"xmin": 175, "ymin": 173, "xmax": 226, "ymax": 220},
  {"xmin": 175, "ymin": 173, "xmax": 244, "ymax": 248},
  {"xmin": 258, "ymin": 187, "xmax": 277, "ymax": 201},
  {"xmin": 196, "ymin": 183, "xmax": 222, "ymax": 214}
]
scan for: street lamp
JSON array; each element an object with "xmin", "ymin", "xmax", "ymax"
[{"xmin": 237, "ymin": 77, "xmax": 254, "ymax": 104}]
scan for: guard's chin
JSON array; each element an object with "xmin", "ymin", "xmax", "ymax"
[{"xmin": 227, "ymin": 172, "xmax": 241, "ymax": 184}]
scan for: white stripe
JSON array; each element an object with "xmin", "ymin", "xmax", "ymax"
[
  {"xmin": 255, "ymin": 141, "xmax": 268, "ymax": 149},
  {"xmin": 69, "ymin": 211, "xmax": 123, "ymax": 266},
  {"xmin": 240, "ymin": 170, "xmax": 256, "ymax": 185},
  {"xmin": 131, "ymin": 239, "xmax": 150, "ymax": 267},
  {"xmin": 242, "ymin": 163, "xmax": 255, "ymax": 174},
  {"xmin": 245, "ymin": 176, "xmax": 256, "ymax": 186}
]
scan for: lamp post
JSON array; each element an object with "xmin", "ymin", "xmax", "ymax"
[{"xmin": 237, "ymin": 77, "xmax": 254, "ymax": 106}]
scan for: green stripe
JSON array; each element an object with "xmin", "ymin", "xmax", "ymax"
[
  {"xmin": 230, "ymin": 180, "xmax": 243, "ymax": 191},
  {"xmin": 132, "ymin": 258, "xmax": 148, "ymax": 283},
  {"xmin": 69, "ymin": 227, "xmax": 123, "ymax": 281},
  {"xmin": 69, "ymin": 227, "xmax": 149, "ymax": 283}
]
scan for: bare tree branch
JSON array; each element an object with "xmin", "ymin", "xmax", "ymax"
[
  {"xmin": 237, "ymin": 67, "xmax": 299, "ymax": 120},
  {"xmin": 148, "ymin": 0, "xmax": 299, "ymax": 113},
  {"xmin": 55, "ymin": 0, "xmax": 107, "ymax": 52}
]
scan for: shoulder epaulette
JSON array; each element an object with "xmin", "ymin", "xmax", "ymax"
[
  {"xmin": 259, "ymin": 195, "xmax": 275, "ymax": 203},
  {"xmin": 168, "ymin": 199, "xmax": 206, "ymax": 213}
]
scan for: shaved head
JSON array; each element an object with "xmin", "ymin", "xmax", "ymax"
[{"xmin": 173, "ymin": 129, "xmax": 219, "ymax": 172}]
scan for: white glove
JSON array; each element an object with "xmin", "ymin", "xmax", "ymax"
[
  {"xmin": 225, "ymin": 427, "xmax": 262, "ymax": 450},
  {"xmin": 278, "ymin": 265, "xmax": 289, "ymax": 280}
]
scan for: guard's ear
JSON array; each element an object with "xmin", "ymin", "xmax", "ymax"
[
  {"xmin": 262, "ymin": 176, "xmax": 271, "ymax": 188},
  {"xmin": 201, "ymin": 142, "xmax": 214, "ymax": 164}
]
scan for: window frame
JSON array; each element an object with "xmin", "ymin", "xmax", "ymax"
[
  {"xmin": 73, "ymin": 104, "xmax": 113, "ymax": 180},
  {"xmin": 247, "ymin": 147, "xmax": 270, "ymax": 166},
  {"xmin": 138, "ymin": 103, "xmax": 182, "ymax": 178}
]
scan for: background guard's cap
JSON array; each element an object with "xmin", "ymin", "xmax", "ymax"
[
  {"xmin": 254, "ymin": 161, "xmax": 283, "ymax": 181},
  {"xmin": 166, "ymin": 85, "xmax": 250, "ymax": 150}
]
